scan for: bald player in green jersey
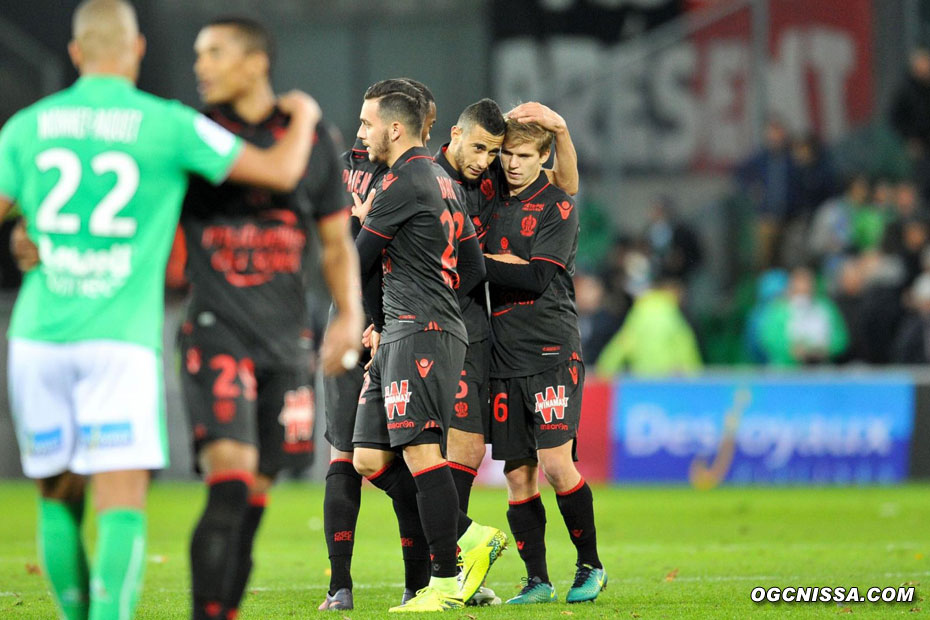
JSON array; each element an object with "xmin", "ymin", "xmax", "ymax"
[{"xmin": 0, "ymin": 2, "xmax": 355, "ymax": 619}]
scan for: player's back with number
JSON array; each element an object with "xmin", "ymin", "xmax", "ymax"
[
  {"xmin": 0, "ymin": 75, "xmax": 240, "ymax": 349},
  {"xmin": 364, "ymin": 150, "xmax": 472, "ymax": 345}
]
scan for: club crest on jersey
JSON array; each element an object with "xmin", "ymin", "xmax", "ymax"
[
  {"xmin": 521, "ymin": 215, "xmax": 537, "ymax": 237},
  {"xmin": 416, "ymin": 357, "xmax": 434, "ymax": 378},
  {"xmin": 454, "ymin": 402, "xmax": 469, "ymax": 418},
  {"xmin": 384, "ymin": 380, "xmax": 411, "ymax": 420},
  {"xmin": 480, "ymin": 178, "xmax": 495, "ymax": 200},
  {"xmin": 534, "ymin": 385, "xmax": 568, "ymax": 424},
  {"xmin": 500, "ymin": 237, "xmax": 509, "ymax": 250},
  {"xmin": 382, "ymin": 173, "xmax": 399, "ymax": 190},
  {"xmin": 557, "ymin": 201, "xmax": 573, "ymax": 220}
]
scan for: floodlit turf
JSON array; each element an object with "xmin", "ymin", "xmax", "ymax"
[{"xmin": 0, "ymin": 481, "xmax": 928, "ymax": 618}]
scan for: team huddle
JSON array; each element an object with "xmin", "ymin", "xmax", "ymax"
[{"xmin": 0, "ymin": 1, "xmax": 605, "ymax": 618}]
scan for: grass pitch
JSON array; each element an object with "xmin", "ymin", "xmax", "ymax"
[{"xmin": 0, "ymin": 481, "xmax": 928, "ymax": 618}]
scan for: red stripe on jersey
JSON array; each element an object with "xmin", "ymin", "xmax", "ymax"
[
  {"xmin": 521, "ymin": 182, "xmax": 551, "ymax": 203},
  {"xmin": 362, "ymin": 225, "xmax": 392, "ymax": 240},
  {"xmin": 532, "ymin": 256, "xmax": 565, "ymax": 269}
]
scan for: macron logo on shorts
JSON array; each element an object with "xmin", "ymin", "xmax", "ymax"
[{"xmin": 416, "ymin": 358, "xmax": 434, "ymax": 378}]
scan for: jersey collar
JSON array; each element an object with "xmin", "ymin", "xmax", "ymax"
[
  {"xmin": 392, "ymin": 146, "xmax": 433, "ymax": 169},
  {"xmin": 508, "ymin": 172, "xmax": 550, "ymax": 203}
]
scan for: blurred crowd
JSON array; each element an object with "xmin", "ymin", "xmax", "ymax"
[{"xmin": 577, "ymin": 48, "xmax": 930, "ymax": 376}]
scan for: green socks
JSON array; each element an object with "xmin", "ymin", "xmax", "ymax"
[
  {"xmin": 89, "ymin": 509, "xmax": 147, "ymax": 620},
  {"xmin": 38, "ymin": 498, "xmax": 89, "ymax": 620}
]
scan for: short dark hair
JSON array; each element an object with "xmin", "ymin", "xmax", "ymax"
[
  {"xmin": 457, "ymin": 98, "xmax": 505, "ymax": 136},
  {"xmin": 207, "ymin": 16, "xmax": 275, "ymax": 69},
  {"xmin": 364, "ymin": 78, "xmax": 427, "ymax": 136},
  {"xmin": 398, "ymin": 78, "xmax": 435, "ymax": 105}
]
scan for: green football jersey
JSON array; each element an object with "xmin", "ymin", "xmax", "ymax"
[{"xmin": 0, "ymin": 75, "xmax": 244, "ymax": 351}]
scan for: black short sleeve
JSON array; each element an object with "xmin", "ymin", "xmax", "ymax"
[{"xmin": 532, "ymin": 196, "xmax": 578, "ymax": 269}]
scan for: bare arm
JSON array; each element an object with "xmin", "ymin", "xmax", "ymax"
[
  {"xmin": 226, "ymin": 91, "xmax": 322, "ymax": 193},
  {"xmin": 317, "ymin": 211, "xmax": 364, "ymax": 375},
  {"xmin": 508, "ymin": 102, "xmax": 579, "ymax": 195}
]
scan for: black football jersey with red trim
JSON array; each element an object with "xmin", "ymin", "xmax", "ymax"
[
  {"xmin": 362, "ymin": 146, "xmax": 475, "ymax": 346},
  {"xmin": 433, "ymin": 144, "xmax": 498, "ymax": 343},
  {"xmin": 181, "ymin": 104, "xmax": 345, "ymax": 366},
  {"xmin": 485, "ymin": 171, "xmax": 581, "ymax": 377}
]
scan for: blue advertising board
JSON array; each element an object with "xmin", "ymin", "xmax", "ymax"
[{"xmin": 612, "ymin": 375, "xmax": 914, "ymax": 485}]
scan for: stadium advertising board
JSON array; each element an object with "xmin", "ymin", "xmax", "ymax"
[
  {"xmin": 612, "ymin": 376, "xmax": 914, "ymax": 485},
  {"xmin": 492, "ymin": 0, "xmax": 873, "ymax": 171}
]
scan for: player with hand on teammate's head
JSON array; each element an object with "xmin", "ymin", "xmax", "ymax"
[{"xmin": 484, "ymin": 118, "xmax": 607, "ymax": 605}]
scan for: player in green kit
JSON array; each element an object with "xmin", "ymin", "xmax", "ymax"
[{"xmin": 0, "ymin": 2, "xmax": 332, "ymax": 619}]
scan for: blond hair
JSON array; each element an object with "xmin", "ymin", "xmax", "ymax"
[{"xmin": 504, "ymin": 118, "xmax": 554, "ymax": 155}]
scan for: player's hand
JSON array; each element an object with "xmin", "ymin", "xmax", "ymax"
[
  {"xmin": 507, "ymin": 102, "xmax": 567, "ymax": 134},
  {"xmin": 11, "ymin": 220, "xmax": 39, "ymax": 272},
  {"xmin": 277, "ymin": 90, "xmax": 322, "ymax": 126},
  {"xmin": 362, "ymin": 323, "xmax": 375, "ymax": 349},
  {"xmin": 352, "ymin": 189, "xmax": 375, "ymax": 225},
  {"xmin": 485, "ymin": 253, "xmax": 528, "ymax": 264},
  {"xmin": 365, "ymin": 329, "xmax": 381, "ymax": 370},
  {"xmin": 321, "ymin": 311, "xmax": 364, "ymax": 376}
]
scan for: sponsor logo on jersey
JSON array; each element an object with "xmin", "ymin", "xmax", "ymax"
[
  {"xmin": 557, "ymin": 200, "xmax": 574, "ymax": 220},
  {"xmin": 384, "ymin": 380, "xmax": 411, "ymax": 420},
  {"xmin": 534, "ymin": 385, "xmax": 568, "ymax": 424},
  {"xmin": 522, "ymin": 202, "xmax": 545, "ymax": 212},
  {"xmin": 39, "ymin": 237, "xmax": 133, "ymax": 298}
]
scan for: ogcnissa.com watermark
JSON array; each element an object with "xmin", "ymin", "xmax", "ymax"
[{"xmin": 751, "ymin": 586, "xmax": 915, "ymax": 604}]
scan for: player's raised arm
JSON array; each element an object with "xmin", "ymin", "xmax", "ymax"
[
  {"xmin": 226, "ymin": 90, "xmax": 321, "ymax": 192},
  {"xmin": 507, "ymin": 102, "xmax": 578, "ymax": 195}
]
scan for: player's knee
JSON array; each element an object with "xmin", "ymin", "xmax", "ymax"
[
  {"xmin": 504, "ymin": 462, "xmax": 538, "ymax": 498},
  {"xmin": 353, "ymin": 450, "xmax": 387, "ymax": 478},
  {"xmin": 37, "ymin": 471, "xmax": 87, "ymax": 502},
  {"xmin": 199, "ymin": 439, "xmax": 258, "ymax": 476},
  {"xmin": 252, "ymin": 473, "xmax": 275, "ymax": 496},
  {"xmin": 539, "ymin": 456, "xmax": 578, "ymax": 491}
]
